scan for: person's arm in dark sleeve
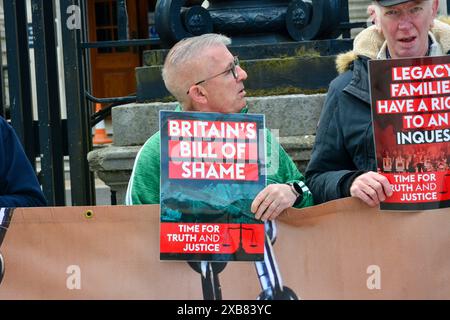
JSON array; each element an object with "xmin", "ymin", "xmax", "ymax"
[
  {"xmin": 0, "ymin": 118, "xmax": 47, "ymax": 207},
  {"xmin": 305, "ymin": 84, "xmax": 359, "ymax": 204}
]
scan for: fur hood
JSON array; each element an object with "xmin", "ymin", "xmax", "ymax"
[{"xmin": 336, "ymin": 18, "xmax": 450, "ymax": 74}]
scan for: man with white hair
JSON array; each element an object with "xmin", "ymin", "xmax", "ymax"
[
  {"xmin": 306, "ymin": 0, "xmax": 450, "ymax": 206},
  {"xmin": 126, "ymin": 33, "xmax": 313, "ymax": 220}
]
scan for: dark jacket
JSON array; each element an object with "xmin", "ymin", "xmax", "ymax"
[
  {"xmin": 305, "ymin": 56, "xmax": 375, "ymax": 204},
  {"xmin": 0, "ymin": 116, "xmax": 47, "ymax": 207},
  {"xmin": 305, "ymin": 21, "xmax": 450, "ymax": 204}
]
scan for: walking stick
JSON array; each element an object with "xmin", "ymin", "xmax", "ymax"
[
  {"xmin": 255, "ymin": 220, "xmax": 299, "ymax": 300},
  {"xmin": 188, "ymin": 261, "xmax": 227, "ymax": 300},
  {"xmin": 0, "ymin": 208, "xmax": 14, "ymax": 285}
]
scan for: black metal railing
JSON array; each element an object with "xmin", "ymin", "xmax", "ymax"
[{"xmin": 2, "ymin": 0, "xmax": 160, "ymax": 206}]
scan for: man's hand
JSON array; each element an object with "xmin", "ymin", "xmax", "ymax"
[
  {"xmin": 251, "ymin": 184, "xmax": 297, "ymax": 221},
  {"xmin": 350, "ymin": 171, "xmax": 393, "ymax": 207}
]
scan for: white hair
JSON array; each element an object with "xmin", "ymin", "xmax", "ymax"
[
  {"xmin": 371, "ymin": 0, "xmax": 436, "ymax": 32},
  {"xmin": 162, "ymin": 34, "xmax": 232, "ymax": 104}
]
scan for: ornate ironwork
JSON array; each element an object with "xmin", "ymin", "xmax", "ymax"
[{"xmin": 155, "ymin": 0, "xmax": 351, "ymax": 48}]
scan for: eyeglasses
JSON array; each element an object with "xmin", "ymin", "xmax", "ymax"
[{"xmin": 186, "ymin": 56, "xmax": 240, "ymax": 94}]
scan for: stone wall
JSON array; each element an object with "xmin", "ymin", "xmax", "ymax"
[{"xmin": 88, "ymin": 94, "xmax": 325, "ymax": 204}]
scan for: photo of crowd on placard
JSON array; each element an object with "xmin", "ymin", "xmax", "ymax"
[{"xmin": 377, "ymin": 145, "xmax": 450, "ymax": 173}]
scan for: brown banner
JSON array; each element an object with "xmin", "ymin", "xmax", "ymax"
[{"xmin": 0, "ymin": 198, "xmax": 449, "ymax": 299}]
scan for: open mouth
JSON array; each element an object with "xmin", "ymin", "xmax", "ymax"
[
  {"xmin": 398, "ymin": 36, "xmax": 416, "ymax": 43},
  {"xmin": 239, "ymin": 88, "xmax": 246, "ymax": 95}
]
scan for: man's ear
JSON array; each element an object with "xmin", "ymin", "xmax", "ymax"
[
  {"xmin": 432, "ymin": 0, "xmax": 439, "ymax": 20},
  {"xmin": 368, "ymin": 4, "xmax": 382, "ymax": 33},
  {"xmin": 189, "ymin": 85, "xmax": 208, "ymax": 105}
]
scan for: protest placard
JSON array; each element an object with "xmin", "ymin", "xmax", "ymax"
[
  {"xmin": 369, "ymin": 56, "xmax": 450, "ymax": 210},
  {"xmin": 159, "ymin": 111, "xmax": 266, "ymax": 260}
]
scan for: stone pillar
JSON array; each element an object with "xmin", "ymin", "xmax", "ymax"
[
  {"xmin": 88, "ymin": 102, "xmax": 178, "ymax": 205},
  {"xmin": 349, "ymin": 0, "xmax": 370, "ymax": 22},
  {"xmin": 349, "ymin": 0, "xmax": 370, "ymax": 37}
]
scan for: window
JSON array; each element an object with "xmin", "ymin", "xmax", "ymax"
[{"xmin": 94, "ymin": 0, "xmax": 128, "ymax": 53}]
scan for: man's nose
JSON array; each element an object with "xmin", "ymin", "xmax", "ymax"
[
  {"xmin": 398, "ymin": 20, "xmax": 413, "ymax": 30},
  {"xmin": 398, "ymin": 12, "xmax": 413, "ymax": 29},
  {"xmin": 237, "ymin": 65, "xmax": 247, "ymax": 81}
]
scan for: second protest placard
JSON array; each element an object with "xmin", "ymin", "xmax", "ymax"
[{"xmin": 369, "ymin": 56, "xmax": 450, "ymax": 210}]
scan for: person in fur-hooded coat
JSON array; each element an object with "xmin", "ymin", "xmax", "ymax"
[{"xmin": 305, "ymin": 0, "xmax": 450, "ymax": 206}]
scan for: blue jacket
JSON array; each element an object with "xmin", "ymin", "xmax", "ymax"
[{"xmin": 0, "ymin": 116, "xmax": 47, "ymax": 207}]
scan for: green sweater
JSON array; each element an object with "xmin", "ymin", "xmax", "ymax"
[{"xmin": 125, "ymin": 112, "xmax": 313, "ymax": 209}]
